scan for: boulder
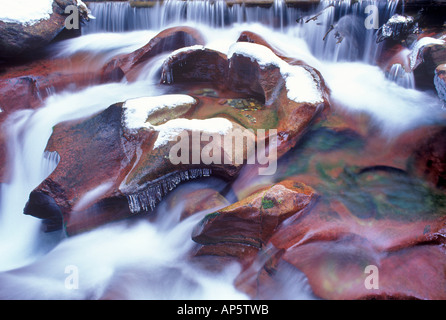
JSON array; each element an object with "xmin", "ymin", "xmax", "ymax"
[
  {"xmin": 407, "ymin": 36, "xmax": 446, "ymax": 90},
  {"xmin": 101, "ymin": 26, "xmax": 206, "ymax": 82},
  {"xmin": 0, "ymin": 77, "xmax": 39, "ymax": 112},
  {"xmin": 0, "ymin": 54, "xmax": 126, "ymax": 184},
  {"xmin": 192, "ymin": 180, "xmax": 317, "ymax": 258},
  {"xmin": 376, "ymin": 14, "xmax": 420, "ymax": 43},
  {"xmin": 0, "ymin": 0, "xmax": 92, "ymax": 58},
  {"xmin": 23, "ymin": 31, "xmax": 329, "ymax": 235},
  {"xmin": 161, "ymin": 33, "xmax": 329, "ymax": 158},
  {"xmin": 23, "ymin": 95, "xmax": 255, "ymax": 234}
]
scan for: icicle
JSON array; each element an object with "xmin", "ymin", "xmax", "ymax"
[{"xmin": 126, "ymin": 168, "xmax": 213, "ymax": 214}]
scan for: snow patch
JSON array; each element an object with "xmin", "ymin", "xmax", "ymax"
[
  {"xmin": 123, "ymin": 94, "xmax": 197, "ymax": 131},
  {"xmin": 0, "ymin": 0, "xmax": 54, "ymax": 25},
  {"xmin": 167, "ymin": 45, "xmax": 206, "ymax": 60},
  {"xmin": 154, "ymin": 118, "xmax": 233, "ymax": 149},
  {"xmin": 388, "ymin": 14, "xmax": 413, "ymax": 24},
  {"xmin": 409, "ymin": 37, "xmax": 445, "ymax": 70},
  {"xmin": 228, "ymin": 42, "xmax": 323, "ymax": 104},
  {"xmin": 122, "ymin": 94, "xmax": 233, "ymax": 149}
]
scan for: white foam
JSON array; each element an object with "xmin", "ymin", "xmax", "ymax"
[{"xmin": 322, "ymin": 61, "xmax": 444, "ymax": 136}]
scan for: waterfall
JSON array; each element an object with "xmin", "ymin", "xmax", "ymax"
[
  {"xmin": 83, "ymin": 0, "xmax": 297, "ymax": 32},
  {"xmin": 83, "ymin": 0, "xmax": 399, "ymax": 63},
  {"xmin": 298, "ymin": 0, "xmax": 399, "ymax": 63},
  {"xmin": 386, "ymin": 63, "xmax": 415, "ymax": 89},
  {"xmin": 0, "ymin": 80, "xmax": 167, "ymax": 272}
]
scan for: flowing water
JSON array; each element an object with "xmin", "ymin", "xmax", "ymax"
[{"xmin": 0, "ymin": 0, "xmax": 444, "ymax": 299}]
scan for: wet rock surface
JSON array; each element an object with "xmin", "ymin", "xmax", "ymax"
[
  {"xmin": 0, "ymin": 0, "xmax": 91, "ymax": 58},
  {"xmin": 192, "ymin": 180, "xmax": 317, "ymax": 255},
  {"xmin": 22, "ymin": 29, "xmax": 328, "ymax": 235},
  {"xmin": 101, "ymin": 26, "xmax": 206, "ymax": 82},
  {"xmin": 0, "ymin": 5, "xmax": 444, "ymax": 299},
  {"xmin": 377, "ymin": 14, "xmax": 421, "ymax": 43}
]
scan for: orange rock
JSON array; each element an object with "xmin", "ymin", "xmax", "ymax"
[{"xmin": 192, "ymin": 180, "xmax": 317, "ymax": 253}]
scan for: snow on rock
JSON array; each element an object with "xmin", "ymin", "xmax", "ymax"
[
  {"xmin": 122, "ymin": 94, "xmax": 197, "ymax": 131},
  {"xmin": 0, "ymin": 0, "xmax": 54, "ymax": 25},
  {"xmin": 228, "ymin": 42, "xmax": 324, "ymax": 104},
  {"xmin": 154, "ymin": 118, "xmax": 233, "ymax": 149},
  {"xmin": 409, "ymin": 37, "xmax": 445, "ymax": 70},
  {"xmin": 122, "ymin": 94, "xmax": 233, "ymax": 149},
  {"xmin": 166, "ymin": 45, "xmax": 206, "ymax": 60},
  {"xmin": 387, "ymin": 14, "xmax": 413, "ymax": 24}
]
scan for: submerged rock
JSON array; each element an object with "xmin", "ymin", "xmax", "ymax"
[{"xmin": 164, "ymin": 187, "xmax": 230, "ymax": 221}]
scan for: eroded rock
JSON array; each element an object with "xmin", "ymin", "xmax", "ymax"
[
  {"xmin": 192, "ymin": 180, "xmax": 317, "ymax": 258},
  {"xmin": 23, "ymin": 94, "xmax": 255, "ymax": 234},
  {"xmin": 0, "ymin": 0, "xmax": 92, "ymax": 58},
  {"xmin": 101, "ymin": 26, "xmax": 206, "ymax": 82}
]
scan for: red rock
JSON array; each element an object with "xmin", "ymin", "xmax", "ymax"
[
  {"xmin": 101, "ymin": 26, "xmax": 206, "ymax": 82},
  {"xmin": 377, "ymin": 43, "xmax": 411, "ymax": 73},
  {"xmin": 0, "ymin": 56, "xmax": 127, "ymax": 184},
  {"xmin": 166, "ymin": 188, "xmax": 229, "ymax": 221},
  {"xmin": 266, "ymin": 184, "xmax": 446, "ymax": 299},
  {"xmin": 160, "ymin": 47, "xmax": 228, "ymax": 87},
  {"xmin": 412, "ymin": 127, "xmax": 446, "ymax": 189},
  {"xmin": 236, "ymin": 31, "xmax": 298, "ymax": 64},
  {"xmin": 228, "ymin": 53, "xmax": 328, "ymax": 158},
  {"xmin": 282, "ymin": 239, "xmax": 446, "ymax": 300},
  {"xmin": 192, "ymin": 180, "xmax": 317, "ymax": 257},
  {"xmin": 0, "ymin": 55, "xmax": 123, "ymax": 113},
  {"xmin": 161, "ymin": 31, "xmax": 329, "ymax": 158},
  {"xmin": 0, "ymin": 77, "xmax": 39, "ymax": 112},
  {"xmin": 23, "ymin": 97, "xmax": 256, "ymax": 235},
  {"xmin": 22, "ymin": 31, "xmax": 328, "ymax": 236}
]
